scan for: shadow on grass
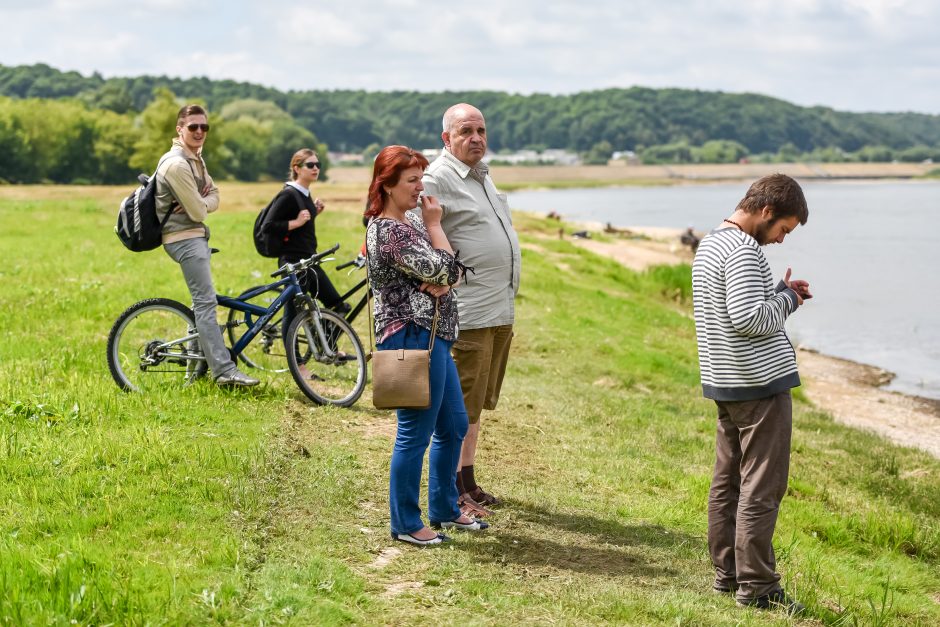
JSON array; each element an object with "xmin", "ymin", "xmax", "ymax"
[{"xmin": 458, "ymin": 499, "xmax": 693, "ymax": 579}]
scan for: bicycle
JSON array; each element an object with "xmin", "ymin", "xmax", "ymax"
[
  {"xmin": 106, "ymin": 244, "xmax": 367, "ymax": 407},
  {"xmin": 227, "ymin": 252, "xmax": 370, "ymax": 373}
]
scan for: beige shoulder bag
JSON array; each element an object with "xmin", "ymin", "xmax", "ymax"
[{"xmin": 367, "ymin": 263, "xmax": 439, "ymax": 410}]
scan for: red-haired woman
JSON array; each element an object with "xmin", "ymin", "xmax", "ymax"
[{"xmin": 365, "ymin": 145, "xmax": 486, "ymax": 546}]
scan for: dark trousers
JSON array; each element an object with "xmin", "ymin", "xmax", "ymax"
[{"xmin": 708, "ymin": 391, "xmax": 792, "ymax": 601}]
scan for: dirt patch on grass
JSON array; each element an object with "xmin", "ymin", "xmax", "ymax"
[{"xmin": 369, "ymin": 547, "xmax": 402, "ymax": 570}]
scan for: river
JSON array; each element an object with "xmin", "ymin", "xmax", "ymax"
[{"xmin": 509, "ymin": 180, "xmax": 940, "ymax": 400}]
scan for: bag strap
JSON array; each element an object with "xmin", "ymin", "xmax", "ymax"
[
  {"xmin": 365, "ymin": 220, "xmax": 440, "ymax": 354},
  {"xmin": 284, "ymin": 184, "xmax": 307, "ymax": 212}
]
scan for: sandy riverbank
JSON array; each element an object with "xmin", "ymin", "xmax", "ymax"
[{"xmin": 557, "ymin": 221, "xmax": 940, "ymax": 459}]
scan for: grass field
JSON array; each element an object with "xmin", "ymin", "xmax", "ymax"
[{"xmin": 1, "ymin": 181, "xmax": 938, "ymax": 625}]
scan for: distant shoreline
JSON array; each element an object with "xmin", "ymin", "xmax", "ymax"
[{"xmin": 327, "ymin": 161, "xmax": 937, "ymax": 189}]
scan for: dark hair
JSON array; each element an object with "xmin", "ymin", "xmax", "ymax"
[
  {"xmin": 364, "ymin": 146, "xmax": 430, "ymax": 217},
  {"xmin": 176, "ymin": 104, "xmax": 207, "ymax": 126},
  {"xmin": 289, "ymin": 148, "xmax": 316, "ymax": 180},
  {"xmin": 737, "ymin": 173, "xmax": 809, "ymax": 225}
]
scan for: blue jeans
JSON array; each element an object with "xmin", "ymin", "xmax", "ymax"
[{"xmin": 378, "ymin": 324, "xmax": 468, "ymax": 534}]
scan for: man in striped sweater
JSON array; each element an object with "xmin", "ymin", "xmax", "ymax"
[{"xmin": 692, "ymin": 174, "xmax": 811, "ymax": 614}]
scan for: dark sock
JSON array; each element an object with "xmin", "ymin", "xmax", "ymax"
[
  {"xmin": 462, "ymin": 465, "xmax": 478, "ymax": 492},
  {"xmin": 456, "ymin": 469, "xmax": 466, "ymax": 495}
]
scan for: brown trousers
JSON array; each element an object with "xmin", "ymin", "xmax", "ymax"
[
  {"xmin": 708, "ymin": 391, "xmax": 792, "ymax": 601},
  {"xmin": 451, "ymin": 325, "xmax": 513, "ymax": 424}
]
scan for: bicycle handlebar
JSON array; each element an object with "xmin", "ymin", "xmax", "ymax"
[
  {"xmin": 270, "ymin": 243, "xmax": 341, "ymax": 278},
  {"xmin": 335, "ymin": 254, "xmax": 367, "ymax": 271}
]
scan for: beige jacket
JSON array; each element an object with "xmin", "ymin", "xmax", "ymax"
[{"xmin": 156, "ymin": 139, "xmax": 220, "ymax": 244}]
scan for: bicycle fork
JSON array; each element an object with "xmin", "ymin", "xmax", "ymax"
[{"xmin": 296, "ymin": 293, "xmax": 340, "ymax": 361}]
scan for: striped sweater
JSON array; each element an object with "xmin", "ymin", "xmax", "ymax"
[{"xmin": 692, "ymin": 227, "xmax": 801, "ymax": 401}]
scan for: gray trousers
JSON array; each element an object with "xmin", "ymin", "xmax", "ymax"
[
  {"xmin": 708, "ymin": 391, "xmax": 792, "ymax": 601},
  {"xmin": 164, "ymin": 237, "xmax": 236, "ymax": 378}
]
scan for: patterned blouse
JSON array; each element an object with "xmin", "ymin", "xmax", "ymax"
[{"xmin": 366, "ymin": 213, "xmax": 462, "ymax": 343}]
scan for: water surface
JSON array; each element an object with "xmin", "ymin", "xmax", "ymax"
[{"xmin": 510, "ymin": 181, "xmax": 940, "ymax": 400}]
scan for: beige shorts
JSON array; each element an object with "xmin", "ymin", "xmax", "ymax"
[{"xmin": 452, "ymin": 325, "xmax": 514, "ymax": 424}]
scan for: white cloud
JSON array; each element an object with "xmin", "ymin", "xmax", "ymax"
[{"xmin": 1, "ymin": 0, "xmax": 939, "ymax": 112}]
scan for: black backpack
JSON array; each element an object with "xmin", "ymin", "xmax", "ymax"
[
  {"xmin": 114, "ymin": 153, "xmax": 182, "ymax": 252},
  {"xmin": 253, "ymin": 185, "xmax": 305, "ymax": 258}
]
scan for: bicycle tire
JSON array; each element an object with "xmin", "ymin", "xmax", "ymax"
[
  {"xmin": 285, "ymin": 309, "xmax": 366, "ymax": 407},
  {"xmin": 227, "ymin": 285, "xmax": 289, "ymax": 373},
  {"xmin": 107, "ymin": 298, "xmax": 200, "ymax": 392}
]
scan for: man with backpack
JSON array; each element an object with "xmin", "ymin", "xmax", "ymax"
[{"xmin": 157, "ymin": 104, "xmax": 258, "ymax": 387}]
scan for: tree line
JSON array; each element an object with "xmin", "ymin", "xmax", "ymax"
[{"xmin": 2, "ymin": 63, "xmax": 940, "ymax": 184}]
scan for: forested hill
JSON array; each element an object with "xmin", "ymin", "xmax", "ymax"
[{"xmin": 3, "ymin": 63, "xmax": 940, "ymax": 157}]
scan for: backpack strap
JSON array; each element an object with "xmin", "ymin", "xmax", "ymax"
[
  {"xmin": 282, "ymin": 184, "xmax": 308, "ymax": 216},
  {"xmin": 259, "ymin": 184, "xmax": 307, "ymax": 234}
]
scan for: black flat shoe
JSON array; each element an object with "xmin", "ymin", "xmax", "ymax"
[
  {"xmin": 390, "ymin": 531, "xmax": 450, "ymax": 546},
  {"xmin": 430, "ymin": 517, "xmax": 489, "ymax": 531}
]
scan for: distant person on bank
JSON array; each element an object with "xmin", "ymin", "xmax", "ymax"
[
  {"xmin": 692, "ymin": 173, "xmax": 812, "ymax": 614},
  {"xmin": 421, "ymin": 103, "xmax": 522, "ymax": 517},
  {"xmin": 157, "ymin": 104, "xmax": 258, "ymax": 387},
  {"xmin": 365, "ymin": 145, "xmax": 484, "ymax": 546},
  {"xmin": 259, "ymin": 148, "xmax": 352, "ymax": 331}
]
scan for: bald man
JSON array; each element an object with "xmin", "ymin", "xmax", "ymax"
[{"xmin": 421, "ymin": 104, "xmax": 521, "ymax": 517}]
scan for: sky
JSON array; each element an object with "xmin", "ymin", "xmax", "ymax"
[{"xmin": 2, "ymin": 0, "xmax": 939, "ymax": 114}]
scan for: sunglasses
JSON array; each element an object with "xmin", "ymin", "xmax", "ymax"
[
  {"xmin": 303, "ymin": 161, "xmax": 321, "ymax": 169},
  {"xmin": 185, "ymin": 123, "xmax": 210, "ymax": 133}
]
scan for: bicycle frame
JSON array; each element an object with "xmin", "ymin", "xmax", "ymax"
[
  {"xmin": 218, "ymin": 267, "xmax": 344, "ymax": 363},
  {"xmin": 218, "ymin": 275, "xmax": 300, "ymax": 356}
]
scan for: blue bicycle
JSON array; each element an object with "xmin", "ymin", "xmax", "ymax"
[{"xmin": 106, "ymin": 244, "xmax": 367, "ymax": 407}]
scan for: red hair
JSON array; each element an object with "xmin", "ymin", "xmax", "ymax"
[{"xmin": 364, "ymin": 145, "xmax": 430, "ymax": 217}]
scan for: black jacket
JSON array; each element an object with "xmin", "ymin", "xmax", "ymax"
[{"xmin": 260, "ymin": 185, "xmax": 318, "ymax": 258}]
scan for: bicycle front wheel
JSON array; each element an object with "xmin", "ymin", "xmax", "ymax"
[
  {"xmin": 107, "ymin": 298, "xmax": 200, "ymax": 392},
  {"xmin": 227, "ymin": 285, "xmax": 288, "ymax": 373},
  {"xmin": 285, "ymin": 309, "xmax": 366, "ymax": 407}
]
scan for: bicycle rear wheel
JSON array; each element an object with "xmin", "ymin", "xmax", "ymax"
[
  {"xmin": 227, "ymin": 285, "xmax": 289, "ymax": 373},
  {"xmin": 285, "ymin": 309, "xmax": 366, "ymax": 407},
  {"xmin": 107, "ymin": 298, "xmax": 200, "ymax": 392}
]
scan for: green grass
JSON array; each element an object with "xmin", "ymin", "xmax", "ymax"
[{"xmin": 1, "ymin": 184, "xmax": 939, "ymax": 625}]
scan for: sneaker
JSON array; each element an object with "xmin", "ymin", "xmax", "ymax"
[
  {"xmin": 737, "ymin": 589, "xmax": 806, "ymax": 615},
  {"xmin": 215, "ymin": 369, "xmax": 260, "ymax": 387},
  {"xmin": 330, "ymin": 301, "xmax": 352, "ymax": 315},
  {"xmin": 712, "ymin": 580, "xmax": 738, "ymax": 595}
]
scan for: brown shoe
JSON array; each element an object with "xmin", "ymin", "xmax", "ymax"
[
  {"xmin": 468, "ymin": 486, "xmax": 502, "ymax": 506},
  {"xmin": 458, "ymin": 492, "xmax": 493, "ymax": 517}
]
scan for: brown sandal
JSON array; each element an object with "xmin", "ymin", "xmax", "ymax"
[
  {"xmin": 468, "ymin": 486, "xmax": 502, "ymax": 506},
  {"xmin": 458, "ymin": 492, "xmax": 493, "ymax": 517}
]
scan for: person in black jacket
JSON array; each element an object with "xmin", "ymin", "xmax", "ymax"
[{"xmin": 261, "ymin": 148, "xmax": 351, "ymax": 323}]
